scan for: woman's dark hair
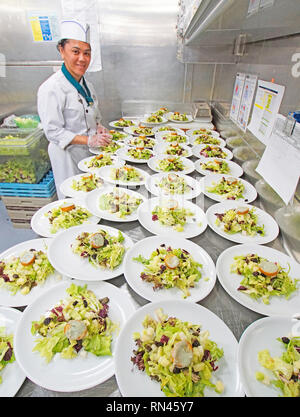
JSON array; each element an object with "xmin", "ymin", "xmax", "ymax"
[{"xmin": 56, "ymin": 38, "xmax": 69, "ymax": 52}]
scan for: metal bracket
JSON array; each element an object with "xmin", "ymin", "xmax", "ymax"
[{"xmin": 233, "ymin": 33, "xmax": 247, "ymax": 57}]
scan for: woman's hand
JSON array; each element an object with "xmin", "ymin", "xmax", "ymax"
[
  {"xmin": 97, "ymin": 124, "xmax": 110, "ymax": 135},
  {"xmin": 88, "ymin": 132, "xmax": 112, "ymax": 148}
]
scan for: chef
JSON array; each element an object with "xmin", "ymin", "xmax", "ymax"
[{"xmin": 37, "ymin": 19, "xmax": 111, "ymax": 199}]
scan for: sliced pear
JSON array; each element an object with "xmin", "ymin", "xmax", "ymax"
[{"xmin": 171, "ymin": 340, "xmax": 193, "ymax": 368}]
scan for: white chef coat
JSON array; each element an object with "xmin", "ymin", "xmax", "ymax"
[{"xmin": 37, "ymin": 69, "xmax": 102, "ymax": 199}]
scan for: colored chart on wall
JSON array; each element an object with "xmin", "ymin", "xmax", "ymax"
[
  {"xmin": 230, "ymin": 73, "xmax": 246, "ymax": 123},
  {"xmin": 28, "ymin": 12, "xmax": 60, "ymax": 42},
  {"xmin": 248, "ymin": 80, "xmax": 285, "ymax": 144}
]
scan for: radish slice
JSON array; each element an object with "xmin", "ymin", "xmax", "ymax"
[
  {"xmin": 20, "ymin": 251, "xmax": 36, "ymax": 266},
  {"xmin": 89, "ymin": 233, "xmax": 104, "ymax": 249},
  {"xmin": 60, "ymin": 202, "xmax": 76, "ymax": 212},
  {"xmin": 259, "ymin": 260, "xmax": 279, "ymax": 277},
  {"xmin": 64, "ymin": 320, "xmax": 87, "ymax": 341},
  {"xmin": 171, "ymin": 340, "xmax": 193, "ymax": 368},
  {"xmin": 164, "ymin": 254, "xmax": 180, "ymax": 269},
  {"xmin": 236, "ymin": 207, "xmax": 249, "ymax": 215}
]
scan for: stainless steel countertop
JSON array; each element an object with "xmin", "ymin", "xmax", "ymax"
[{"xmin": 10, "ymin": 149, "xmax": 288, "ymax": 397}]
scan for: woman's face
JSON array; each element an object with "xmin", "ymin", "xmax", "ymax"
[{"xmin": 59, "ymin": 39, "xmax": 91, "ymax": 81}]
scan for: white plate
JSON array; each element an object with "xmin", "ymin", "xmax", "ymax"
[
  {"xmin": 115, "ymin": 300, "xmax": 244, "ymax": 397},
  {"xmin": 192, "ymin": 144, "xmax": 233, "ymax": 160},
  {"xmin": 237, "ymin": 316, "xmax": 299, "ymax": 397},
  {"xmin": 108, "ymin": 118, "xmax": 139, "ymax": 129},
  {"xmin": 77, "ymin": 154, "xmax": 124, "ymax": 172},
  {"xmin": 59, "ymin": 173, "xmax": 107, "ymax": 200},
  {"xmin": 186, "ymin": 128, "xmax": 220, "ymax": 137},
  {"xmin": 165, "ymin": 112, "xmax": 194, "ymax": 123},
  {"xmin": 206, "ymin": 201, "xmax": 279, "ymax": 244},
  {"xmin": 152, "ymin": 126, "xmax": 185, "ymax": 135},
  {"xmin": 200, "ymin": 174, "xmax": 257, "ymax": 203},
  {"xmin": 115, "ymin": 145, "xmax": 155, "ymax": 164},
  {"xmin": 0, "ymin": 238, "xmax": 67, "ymax": 307},
  {"xmin": 31, "ymin": 198, "xmax": 101, "ymax": 238},
  {"xmin": 194, "ymin": 157, "xmax": 244, "ymax": 177},
  {"xmin": 145, "ymin": 172, "xmax": 202, "ymax": 200},
  {"xmin": 154, "ymin": 130, "xmax": 190, "ymax": 144},
  {"xmin": 137, "ymin": 196, "xmax": 207, "ymax": 239},
  {"xmin": 96, "ymin": 164, "xmax": 150, "ymax": 186},
  {"xmin": 47, "ymin": 224, "xmax": 133, "ymax": 281},
  {"xmin": 153, "ymin": 142, "xmax": 192, "ymax": 157},
  {"xmin": 139, "ymin": 115, "xmax": 168, "ymax": 126},
  {"xmin": 14, "ymin": 280, "xmax": 136, "ymax": 392},
  {"xmin": 124, "ymin": 235, "xmax": 216, "ymax": 302},
  {"xmin": 85, "ymin": 186, "xmax": 147, "ymax": 222},
  {"xmin": 216, "ymin": 243, "xmax": 300, "ymax": 317},
  {"xmin": 123, "ymin": 126, "xmax": 155, "ymax": 137},
  {"xmin": 147, "ymin": 155, "xmax": 195, "ymax": 175},
  {"xmin": 0, "ymin": 307, "xmax": 26, "ymax": 396},
  {"xmin": 189, "ymin": 135, "xmax": 226, "ymax": 147}
]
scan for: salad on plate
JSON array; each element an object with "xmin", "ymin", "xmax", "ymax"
[
  {"xmin": 156, "ymin": 173, "xmax": 192, "ymax": 195},
  {"xmin": 127, "ymin": 135, "xmax": 156, "ymax": 149},
  {"xmin": 256, "ymin": 336, "xmax": 300, "ymax": 397},
  {"xmin": 94, "ymin": 142, "xmax": 122, "ymax": 155},
  {"xmin": 199, "ymin": 159, "xmax": 230, "ymax": 174},
  {"xmin": 193, "ymin": 135, "xmax": 221, "ymax": 146},
  {"xmin": 145, "ymin": 114, "xmax": 164, "ymax": 124},
  {"xmin": 86, "ymin": 154, "xmax": 115, "ymax": 169},
  {"xmin": 230, "ymin": 253, "xmax": 298, "ymax": 304},
  {"xmin": 133, "ymin": 244, "xmax": 203, "ymax": 298},
  {"xmin": 0, "ymin": 248, "xmax": 54, "ymax": 295},
  {"xmin": 153, "ymin": 107, "xmax": 168, "ymax": 116},
  {"xmin": 206, "ymin": 176, "xmax": 245, "ymax": 200},
  {"xmin": 160, "ymin": 132, "xmax": 187, "ymax": 143},
  {"xmin": 113, "ymin": 118, "xmax": 135, "ymax": 128},
  {"xmin": 99, "ymin": 188, "xmax": 143, "ymax": 219},
  {"xmin": 108, "ymin": 130, "xmax": 128, "ymax": 141},
  {"xmin": 132, "ymin": 126, "xmax": 154, "ymax": 136},
  {"xmin": 110, "ymin": 165, "xmax": 145, "ymax": 183},
  {"xmin": 164, "ymin": 142, "xmax": 189, "ymax": 157},
  {"xmin": 152, "ymin": 200, "xmax": 195, "ymax": 232},
  {"xmin": 45, "ymin": 202, "xmax": 92, "ymax": 234},
  {"xmin": 215, "ymin": 206, "xmax": 265, "ymax": 237},
  {"xmin": 131, "ymin": 308, "xmax": 224, "ymax": 397},
  {"xmin": 71, "ymin": 228, "xmax": 126, "ymax": 270},
  {"xmin": 168, "ymin": 112, "xmax": 189, "ymax": 122},
  {"xmin": 127, "ymin": 147, "xmax": 154, "ymax": 160},
  {"xmin": 198, "ymin": 145, "xmax": 228, "ymax": 159},
  {"xmin": 31, "ymin": 283, "xmax": 117, "ymax": 363},
  {"xmin": 0, "ymin": 327, "xmax": 15, "ymax": 384},
  {"xmin": 71, "ymin": 173, "xmax": 103, "ymax": 193},
  {"xmin": 157, "ymin": 157, "xmax": 185, "ymax": 172}
]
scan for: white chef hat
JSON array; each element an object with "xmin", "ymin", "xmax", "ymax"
[{"xmin": 60, "ymin": 19, "xmax": 90, "ymax": 43}]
